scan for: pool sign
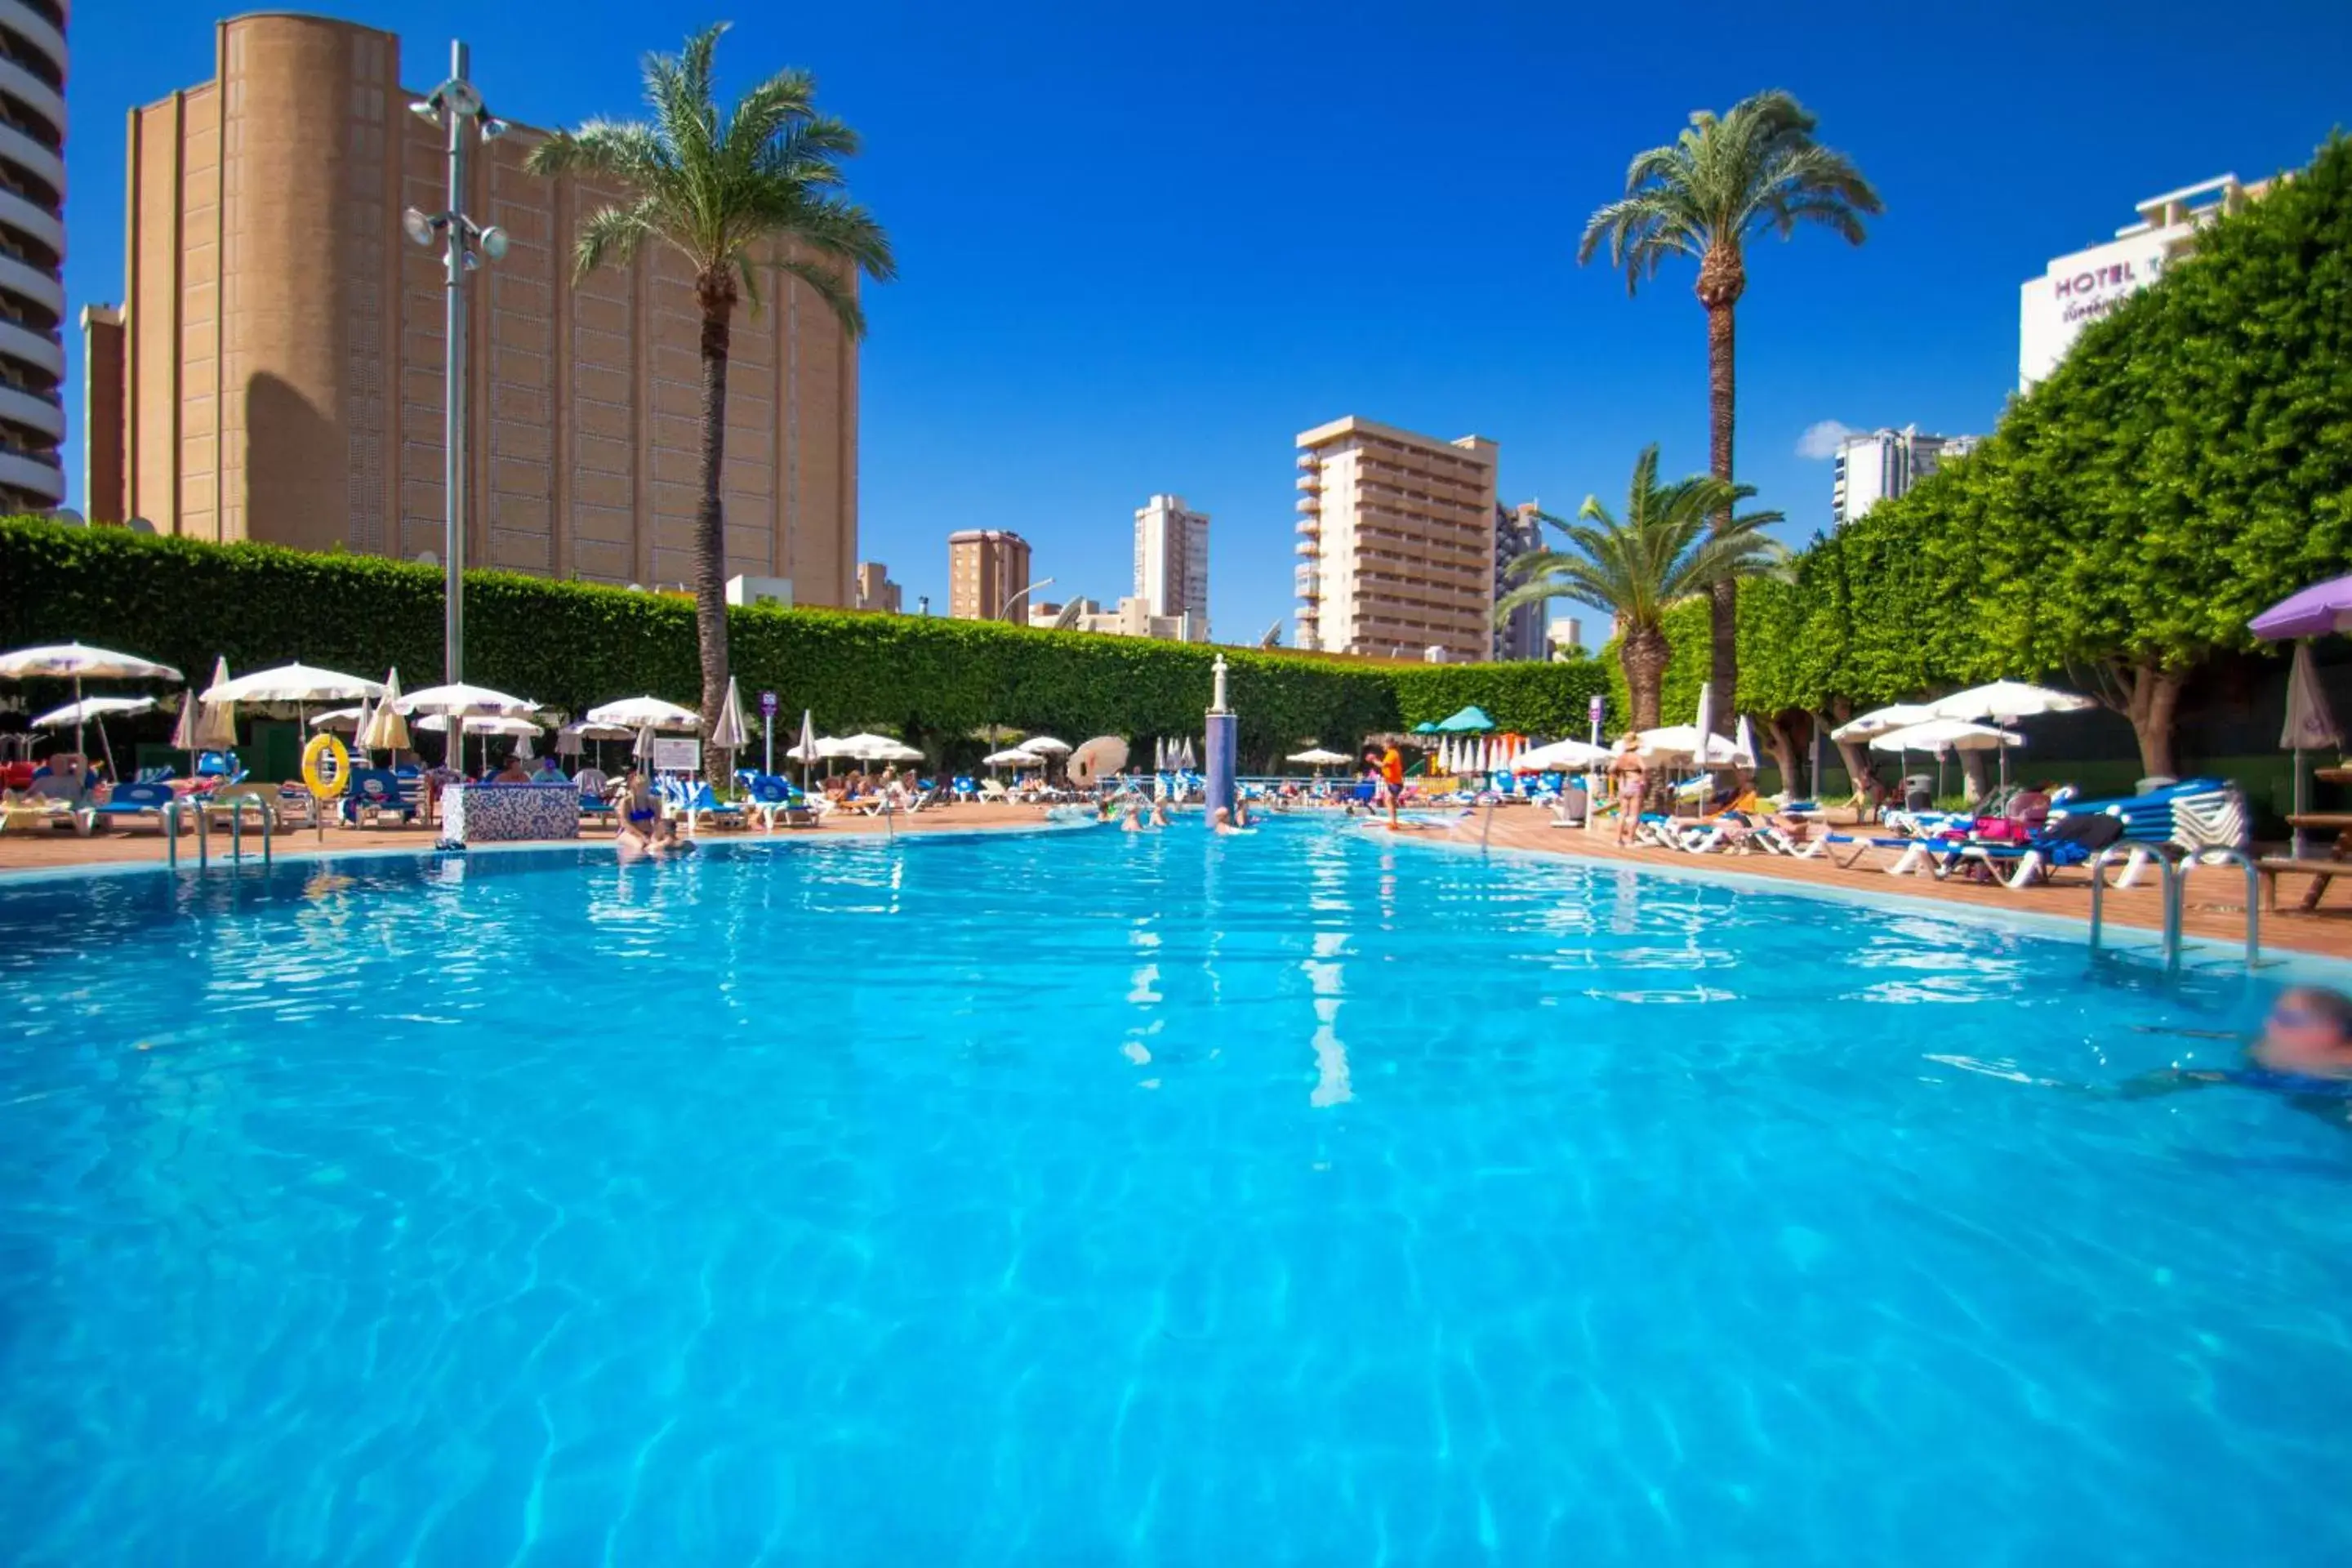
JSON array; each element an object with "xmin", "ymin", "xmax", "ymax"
[{"xmin": 759, "ymin": 689, "xmax": 777, "ymax": 716}]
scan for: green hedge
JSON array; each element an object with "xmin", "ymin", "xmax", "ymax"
[{"xmin": 0, "ymin": 519, "xmax": 1611, "ymax": 768}]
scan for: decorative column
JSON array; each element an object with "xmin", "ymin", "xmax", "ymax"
[{"xmin": 1204, "ymin": 653, "xmax": 1237, "ymax": 819}]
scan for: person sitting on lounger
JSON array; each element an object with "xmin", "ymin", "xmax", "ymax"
[
  {"xmin": 2114, "ymin": 987, "xmax": 2352, "ymax": 1122},
  {"xmin": 534, "ymin": 755, "xmax": 568, "ymax": 783}
]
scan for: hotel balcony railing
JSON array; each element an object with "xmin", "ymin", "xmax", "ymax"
[
  {"xmin": 1294, "ymin": 517, "xmax": 1317, "ymax": 537},
  {"xmin": 1294, "ymin": 539, "xmax": 1319, "ymax": 558},
  {"xmin": 1295, "ymin": 471, "xmax": 1320, "ymax": 492},
  {"xmin": 1295, "ymin": 452, "xmax": 1319, "ymax": 470},
  {"xmin": 1294, "ymin": 495, "xmax": 1319, "ymax": 514}
]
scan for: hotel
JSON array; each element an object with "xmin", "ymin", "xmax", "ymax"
[
  {"xmin": 81, "ymin": 12, "xmax": 861, "ymax": 601},
  {"xmin": 947, "ymin": 528, "xmax": 1031, "ymax": 621},
  {"xmin": 0, "ymin": 0, "xmax": 65, "ymax": 511},
  {"xmin": 1132, "ymin": 493, "xmax": 1209, "ymax": 633},
  {"xmin": 1294, "ymin": 416, "xmax": 1498, "ymax": 662}
]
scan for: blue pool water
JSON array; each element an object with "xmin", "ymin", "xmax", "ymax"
[{"xmin": 4, "ymin": 818, "xmax": 2352, "ymax": 1565}]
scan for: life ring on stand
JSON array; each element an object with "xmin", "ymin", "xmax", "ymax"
[{"xmin": 301, "ymin": 733, "xmax": 351, "ymax": 800}]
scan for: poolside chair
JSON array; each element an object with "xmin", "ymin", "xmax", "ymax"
[
  {"xmin": 676, "ymin": 781, "xmax": 746, "ymax": 835},
  {"xmin": 978, "ymin": 778, "xmax": 1009, "ymax": 803},
  {"xmin": 341, "ymin": 768, "xmax": 418, "ymax": 828},
  {"xmin": 199, "ymin": 782, "xmax": 279, "ymax": 831},
  {"xmin": 1943, "ymin": 811, "xmax": 2127, "ymax": 889},
  {"xmin": 746, "ymin": 774, "xmax": 817, "ymax": 831},
  {"xmin": 2047, "ymin": 778, "xmax": 2245, "ymax": 887},
  {"xmin": 0, "ymin": 791, "xmax": 93, "ymax": 835},
  {"xmin": 134, "ymin": 764, "xmax": 177, "ymax": 784},
  {"xmin": 89, "ymin": 781, "xmax": 181, "ymax": 834}
]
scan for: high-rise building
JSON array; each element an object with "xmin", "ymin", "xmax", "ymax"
[
  {"xmin": 947, "ymin": 528, "xmax": 1031, "ymax": 621},
  {"xmin": 85, "ymin": 13, "xmax": 859, "ymax": 599},
  {"xmin": 1831, "ymin": 426, "xmax": 1980, "ymax": 526},
  {"xmin": 1294, "ymin": 416, "xmax": 1498, "ymax": 662},
  {"xmin": 853, "ymin": 560, "xmax": 901, "ymax": 613},
  {"xmin": 1133, "ymin": 493, "xmax": 1209, "ymax": 630},
  {"xmin": 0, "ymin": 0, "xmax": 66, "ymax": 511},
  {"xmin": 1492, "ymin": 500, "xmax": 1548, "ymax": 662},
  {"xmin": 2020, "ymin": 173, "xmax": 2273, "ymax": 390}
]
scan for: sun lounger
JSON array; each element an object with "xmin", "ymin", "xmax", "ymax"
[
  {"xmin": 341, "ymin": 768, "xmax": 419, "ymax": 828},
  {"xmin": 0, "ymin": 791, "xmax": 93, "ymax": 835},
  {"xmin": 89, "ymin": 782, "xmax": 180, "ymax": 833},
  {"xmin": 1944, "ymin": 813, "xmax": 2127, "ymax": 889}
]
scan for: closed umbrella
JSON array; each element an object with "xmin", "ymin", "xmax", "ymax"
[
  {"xmin": 797, "ymin": 709, "xmax": 817, "ymax": 790},
  {"xmin": 180, "ymin": 655, "xmax": 238, "ymax": 764},
  {"xmin": 359, "ymin": 669, "xmax": 412, "ymax": 755},
  {"xmin": 0, "ymin": 642, "xmax": 183, "ymax": 768},
  {"xmin": 710, "ymin": 677, "xmax": 749, "ymax": 782},
  {"xmin": 2283, "ymin": 642, "xmax": 2341, "ymax": 856}
]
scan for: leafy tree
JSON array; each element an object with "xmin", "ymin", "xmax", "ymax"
[
  {"xmin": 525, "ymin": 24, "xmax": 895, "ymax": 753},
  {"xmin": 1581, "ymin": 91, "xmax": 1881, "ymax": 729},
  {"xmin": 1502, "ymin": 445, "xmax": 1784, "ymax": 729}
]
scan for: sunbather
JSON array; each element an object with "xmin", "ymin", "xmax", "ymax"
[{"xmin": 1608, "ymin": 736, "xmax": 1646, "ymax": 846}]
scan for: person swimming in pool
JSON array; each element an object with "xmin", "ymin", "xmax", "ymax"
[{"xmin": 2117, "ymin": 987, "xmax": 2352, "ymax": 1121}]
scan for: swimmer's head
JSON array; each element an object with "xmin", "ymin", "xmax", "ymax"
[
  {"xmin": 2265, "ymin": 987, "xmax": 2352, "ymax": 1058},
  {"xmin": 1212, "ymin": 806, "xmax": 1232, "ymax": 825}
]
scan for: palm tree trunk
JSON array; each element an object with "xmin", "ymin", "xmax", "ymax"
[
  {"xmin": 1620, "ymin": 621, "xmax": 1670, "ymax": 731},
  {"xmin": 694, "ymin": 272, "xmax": 737, "ymax": 755},
  {"xmin": 1704, "ymin": 296, "xmax": 1738, "ymax": 731}
]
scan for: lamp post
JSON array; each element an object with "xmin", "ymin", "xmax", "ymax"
[
  {"xmin": 403, "ymin": 42, "xmax": 510, "ymax": 690},
  {"xmin": 1001, "ymin": 577, "xmax": 1055, "ymax": 624}
]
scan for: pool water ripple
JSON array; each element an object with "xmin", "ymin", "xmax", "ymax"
[{"xmin": 3, "ymin": 819, "xmax": 2352, "ymax": 1563}]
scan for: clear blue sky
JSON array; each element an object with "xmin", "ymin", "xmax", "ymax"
[{"xmin": 64, "ymin": 1, "xmax": 2352, "ymax": 642}]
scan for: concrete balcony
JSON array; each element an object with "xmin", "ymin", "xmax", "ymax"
[
  {"xmin": 1294, "ymin": 517, "xmax": 1318, "ymax": 537},
  {"xmin": 1294, "ymin": 494, "xmax": 1318, "ymax": 514},
  {"xmin": 0, "ymin": 185, "xmax": 60, "ymax": 256},
  {"xmin": 0, "ymin": 315, "xmax": 61, "ymax": 380},
  {"xmin": 0, "ymin": 2, "xmax": 65, "ymax": 84},
  {"xmin": 0, "ymin": 379, "xmax": 60, "ymax": 439},
  {"xmin": 0, "ymin": 121, "xmax": 60, "ymax": 206},
  {"xmin": 1295, "ymin": 452, "xmax": 1318, "ymax": 470},
  {"xmin": 0, "ymin": 444, "xmax": 63, "ymax": 501},
  {"xmin": 1294, "ymin": 568, "xmax": 1319, "ymax": 595},
  {"xmin": 1294, "ymin": 539, "xmax": 1318, "ymax": 557},
  {"xmin": 0, "ymin": 57, "xmax": 61, "ymax": 143},
  {"xmin": 1295, "ymin": 471, "xmax": 1320, "ymax": 492},
  {"xmin": 0, "ymin": 249, "xmax": 57, "ymax": 321}
]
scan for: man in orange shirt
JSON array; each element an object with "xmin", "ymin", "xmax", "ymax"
[{"xmin": 1377, "ymin": 743, "xmax": 1405, "ymax": 828}]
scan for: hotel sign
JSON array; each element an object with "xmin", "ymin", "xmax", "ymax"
[{"xmin": 2018, "ymin": 232, "xmax": 2174, "ymax": 390}]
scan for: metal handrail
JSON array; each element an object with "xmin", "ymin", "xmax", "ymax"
[
  {"xmin": 224, "ymin": 795, "xmax": 272, "ymax": 866},
  {"xmin": 1480, "ymin": 798, "xmax": 1498, "ymax": 852},
  {"xmin": 2088, "ymin": 843, "xmax": 2183, "ymax": 968},
  {"xmin": 2177, "ymin": 844, "xmax": 2261, "ymax": 968}
]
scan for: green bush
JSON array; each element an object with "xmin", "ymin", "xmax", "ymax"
[{"xmin": 0, "ymin": 519, "xmax": 1605, "ymax": 767}]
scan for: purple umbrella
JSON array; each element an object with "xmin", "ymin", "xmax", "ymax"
[{"xmin": 2251, "ymin": 575, "xmax": 2352, "ymax": 640}]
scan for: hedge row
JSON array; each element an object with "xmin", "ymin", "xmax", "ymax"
[{"xmin": 0, "ymin": 519, "xmax": 1611, "ymax": 766}]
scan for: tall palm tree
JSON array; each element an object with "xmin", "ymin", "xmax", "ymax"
[
  {"xmin": 526, "ymin": 24, "xmax": 895, "ymax": 737},
  {"xmin": 1499, "ymin": 445, "xmax": 1784, "ymax": 731},
  {"xmin": 1580, "ymin": 91, "xmax": 1879, "ymax": 728}
]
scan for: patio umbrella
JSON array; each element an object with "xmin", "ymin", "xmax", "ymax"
[
  {"xmin": 359, "ymin": 668, "xmax": 412, "ymax": 755},
  {"xmin": 1512, "ymin": 737, "xmax": 1613, "ymax": 772},
  {"xmin": 1869, "ymin": 719, "xmax": 2022, "ymax": 801},
  {"xmin": 180, "ymin": 655, "xmax": 238, "ymax": 763},
  {"xmin": 2252, "ymin": 574, "xmax": 2352, "ymax": 640},
  {"xmin": 710, "ymin": 676, "xmax": 749, "ymax": 785},
  {"xmin": 798, "ymin": 708, "xmax": 817, "ymax": 790},
  {"xmin": 169, "ymin": 688, "xmax": 204, "ymax": 759},
  {"xmin": 309, "ymin": 706, "xmax": 368, "ymax": 730},
  {"xmin": 1287, "ymin": 747, "xmax": 1351, "ymax": 769},
  {"xmin": 1830, "ymin": 702, "xmax": 1938, "ymax": 742},
  {"xmin": 1735, "ymin": 715, "xmax": 1758, "ymax": 780},
  {"xmin": 586, "ymin": 695, "xmax": 702, "ymax": 730},
  {"xmin": 0, "ymin": 642, "xmax": 183, "ymax": 764},
  {"xmin": 1692, "ymin": 683, "xmax": 1716, "ymax": 757},
  {"xmin": 1433, "ymin": 706, "xmax": 1494, "ymax": 733},
  {"xmin": 1178, "ymin": 737, "xmax": 1196, "ymax": 772},
  {"xmin": 30, "ymin": 695, "xmax": 157, "ymax": 781},
  {"xmin": 2283, "ymin": 641, "xmax": 2341, "ymax": 855},
  {"xmin": 414, "ymin": 713, "xmax": 544, "ymax": 737},
  {"xmin": 1022, "ymin": 735, "xmax": 1072, "ymax": 756},
  {"xmin": 203, "ymin": 662, "xmax": 384, "ymax": 761},
  {"xmin": 1069, "ymin": 736, "xmax": 1129, "ymax": 786},
  {"xmin": 1636, "ymin": 726, "xmax": 1751, "ymax": 766},
  {"xmin": 398, "ymin": 682, "xmax": 537, "ymax": 778},
  {"xmin": 1924, "ymin": 680, "xmax": 2093, "ymax": 789},
  {"xmin": 982, "ymin": 746, "xmax": 1039, "ymax": 770}
]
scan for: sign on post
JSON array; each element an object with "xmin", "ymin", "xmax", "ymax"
[
  {"xmin": 650, "ymin": 737, "xmax": 702, "ymax": 776},
  {"xmin": 1588, "ymin": 692, "xmax": 1606, "ymax": 746},
  {"xmin": 759, "ymin": 690, "xmax": 777, "ymax": 715},
  {"xmin": 759, "ymin": 692, "xmax": 777, "ymax": 774}
]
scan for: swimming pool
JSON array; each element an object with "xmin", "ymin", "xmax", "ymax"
[{"xmin": 4, "ymin": 818, "xmax": 2350, "ymax": 1565}]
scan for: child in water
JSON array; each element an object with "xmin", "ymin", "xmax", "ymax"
[{"xmin": 2118, "ymin": 987, "xmax": 2352, "ymax": 1122}]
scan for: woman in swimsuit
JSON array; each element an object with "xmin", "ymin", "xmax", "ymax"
[
  {"xmin": 2118, "ymin": 987, "xmax": 2352, "ymax": 1123},
  {"xmin": 1608, "ymin": 735, "xmax": 1647, "ymax": 846},
  {"xmin": 617, "ymin": 769, "xmax": 662, "ymax": 855}
]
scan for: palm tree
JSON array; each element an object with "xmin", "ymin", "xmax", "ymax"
[
  {"xmin": 526, "ymin": 24, "xmax": 895, "ymax": 738},
  {"xmin": 1580, "ymin": 91, "xmax": 1879, "ymax": 728},
  {"xmin": 1499, "ymin": 445, "xmax": 1784, "ymax": 731}
]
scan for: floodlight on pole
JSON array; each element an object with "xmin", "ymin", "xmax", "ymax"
[{"xmin": 408, "ymin": 41, "xmax": 506, "ymax": 692}]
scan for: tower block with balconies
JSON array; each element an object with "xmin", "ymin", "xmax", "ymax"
[{"xmin": 1292, "ymin": 416, "xmax": 1497, "ymax": 662}]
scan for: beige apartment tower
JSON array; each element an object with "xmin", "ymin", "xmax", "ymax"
[
  {"xmin": 1294, "ymin": 416, "xmax": 1498, "ymax": 662},
  {"xmin": 947, "ymin": 528, "xmax": 1032, "ymax": 621},
  {"xmin": 89, "ymin": 12, "xmax": 859, "ymax": 601}
]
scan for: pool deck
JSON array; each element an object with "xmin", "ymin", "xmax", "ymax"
[
  {"xmin": 0, "ymin": 800, "xmax": 1058, "ymax": 875},
  {"xmin": 1431, "ymin": 807, "xmax": 2352, "ymax": 960}
]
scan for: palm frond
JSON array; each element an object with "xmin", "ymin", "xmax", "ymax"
[
  {"xmin": 572, "ymin": 198, "xmax": 658, "ymax": 278},
  {"xmin": 771, "ymin": 255, "xmax": 866, "ymax": 338}
]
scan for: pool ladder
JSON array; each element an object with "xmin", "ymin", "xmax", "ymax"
[
  {"xmin": 161, "ymin": 795, "xmax": 274, "ymax": 872},
  {"xmin": 2087, "ymin": 844, "xmax": 2263, "ymax": 970}
]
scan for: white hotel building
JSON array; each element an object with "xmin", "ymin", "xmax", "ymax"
[{"xmin": 2019, "ymin": 173, "xmax": 2272, "ymax": 390}]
